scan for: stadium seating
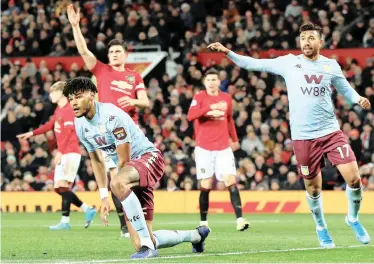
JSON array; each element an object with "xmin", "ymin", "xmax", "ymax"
[{"xmin": 1, "ymin": 0, "xmax": 374, "ymax": 192}]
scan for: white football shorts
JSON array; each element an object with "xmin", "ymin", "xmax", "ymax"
[
  {"xmin": 194, "ymin": 146, "xmax": 236, "ymax": 181},
  {"xmin": 54, "ymin": 153, "xmax": 81, "ymax": 183}
]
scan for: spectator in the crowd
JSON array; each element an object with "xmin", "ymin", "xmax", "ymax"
[
  {"xmin": 281, "ymin": 172, "xmax": 302, "ymax": 190},
  {"xmin": 250, "ymin": 171, "xmax": 269, "ymax": 191},
  {"xmin": 1, "ymin": 0, "xmax": 373, "ymax": 192},
  {"xmin": 167, "ymin": 178, "xmax": 179, "ymax": 192},
  {"xmin": 270, "ymin": 179, "xmax": 280, "ymax": 191},
  {"xmin": 241, "ymin": 130, "xmax": 264, "ymax": 156},
  {"xmin": 366, "ymin": 175, "xmax": 374, "ymax": 191},
  {"xmin": 285, "ymin": 0, "xmax": 302, "ymax": 18},
  {"xmin": 363, "ymin": 18, "xmax": 374, "ymax": 48}
]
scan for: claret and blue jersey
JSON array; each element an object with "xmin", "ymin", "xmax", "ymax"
[
  {"xmin": 227, "ymin": 52, "xmax": 361, "ymax": 140},
  {"xmin": 74, "ymin": 102, "xmax": 157, "ymax": 166}
]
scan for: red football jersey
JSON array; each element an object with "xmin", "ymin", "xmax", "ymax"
[
  {"xmin": 91, "ymin": 60, "xmax": 146, "ymax": 124},
  {"xmin": 33, "ymin": 102, "xmax": 80, "ymax": 154},
  {"xmin": 187, "ymin": 91, "xmax": 238, "ymax": 151}
]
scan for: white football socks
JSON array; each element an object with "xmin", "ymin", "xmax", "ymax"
[
  {"xmin": 346, "ymin": 185, "xmax": 362, "ymax": 222},
  {"xmin": 306, "ymin": 192, "xmax": 327, "ymax": 231},
  {"xmin": 121, "ymin": 191, "xmax": 154, "ymax": 249},
  {"xmin": 153, "ymin": 230, "xmax": 201, "ymax": 249},
  {"xmin": 61, "ymin": 216, "xmax": 70, "ymax": 224},
  {"xmin": 80, "ymin": 203, "xmax": 89, "ymax": 213}
]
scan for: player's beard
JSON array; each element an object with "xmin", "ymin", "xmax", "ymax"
[
  {"xmin": 75, "ymin": 101, "xmax": 92, "ymax": 118},
  {"xmin": 302, "ymin": 46, "xmax": 318, "ymax": 59},
  {"xmin": 82, "ymin": 101, "xmax": 93, "ymax": 118}
]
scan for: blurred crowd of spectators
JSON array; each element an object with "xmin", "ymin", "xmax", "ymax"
[
  {"xmin": 2, "ymin": 0, "xmax": 374, "ymax": 192},
  {"xmin": 2, "ymin": 0, "xmax": 374, "ymax": 58}
]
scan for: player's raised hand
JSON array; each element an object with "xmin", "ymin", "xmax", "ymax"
[
  {"xmin": 207, "ymin": 42, "xmax": 230, "ymax": 54},
  {"xmin": 67, "ymin": 4, "xmax": 80, "ymax": 27},
  {"xmin": 358, "ymin": 97, "xmax": 371, "ymax": 110},
  {"xmin": 16, "ymin": 131, "xmax": 33, "ymax": 140},
  {"xmin": 100, "ymin": 197, "xmax": 111, "ymax": 226}
]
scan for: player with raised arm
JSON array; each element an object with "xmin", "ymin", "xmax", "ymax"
[
  {"xmin": 17, "ymin": 81, "xmax": 96, "ymax": 230},
  {"xmin": 67, "ymin": 4, "xmax": 149, "ymax": 237},
  {"xmin": 208, "ymin": 23, "xmax": 371, "ymax": 247},
  {"xmin": 187, "ymin": 69, "xmax": 250, "ymax": 231},
  {"xmin": 64, "ymin": 77, "xmax": 210, "ymax": 259}
]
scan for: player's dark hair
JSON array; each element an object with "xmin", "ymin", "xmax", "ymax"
[
  {"xmin": 63, "ymin": 77, "xmax": 98, "ymax": 97},
  {"xmin": 107, "ymin": 39, "xmax": 127, "ymax": 52},
  {"xmin": 299, "ymin": 23, "xmax": 322, "ymax": 38},
  {"xmin": 204, "ymin": 68, "xmax": 219, "ymax": 78}
]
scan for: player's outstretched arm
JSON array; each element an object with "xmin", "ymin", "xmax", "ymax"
[
  {"xmin": 67, "ymin": 4, "xmax": 97, "ymax": 70},
  {"xmin": 332, "ymin": 62, "xmax": 371, "ymax": 110},
  {"xmin": 16, "ymin": 131, "xmax": 34, "ymax": 140},
  {"xmin": 208, "ymin": 42, "xmax": 285, "ymax": 76},
  {"xmin": 17, "ymin": 116, "xmax": 56, "ymax": 139},
  {"xmin": 358, "ymin": 97, "xmax": 371, "ymax": 110}
]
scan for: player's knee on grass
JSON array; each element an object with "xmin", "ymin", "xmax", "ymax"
[{"xmin": 200, "ymin": 178, "xmax": 213, "ymax": 190}]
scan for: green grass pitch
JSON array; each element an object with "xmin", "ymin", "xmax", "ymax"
[{"xmin": 1, "ymin": 213, "xmax": 373, "ymax": 263}]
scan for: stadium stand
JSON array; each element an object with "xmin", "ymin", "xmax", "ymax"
[{"xmin": 1, "ymin": 0, "xmax": 374, "ymax": 192}]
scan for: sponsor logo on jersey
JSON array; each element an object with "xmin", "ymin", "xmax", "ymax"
[
  {"xmin": 110, "ymin": 80, "xmax": 133, "ymax": 95},
  {"xmin": 94, "ymin": 135, "xmax": 107, "ymax": 146},
  {"xmin": 304, "ymin": 74, "xmax": 323, "ymax": 84},
  {"xmin": 301, "ymin": 74, "xmax": 326, "ymax": 96}
]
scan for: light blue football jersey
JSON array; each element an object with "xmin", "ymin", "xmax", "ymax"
[
  {"xmin": 75, "ymin": 102, "xmax": 157, "ymax": 166},
  {"xmin": 227, "ymin": 51, "xmax": 361, "ymax": 140}
]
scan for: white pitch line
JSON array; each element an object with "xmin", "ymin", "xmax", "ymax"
[
  {"xmin": 3, "ymin": 244, "xmax": 373, "ymax": 264},
  {"xmin": 1, "ymin": 219, "xmax": 293, "ymax": 228}
]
